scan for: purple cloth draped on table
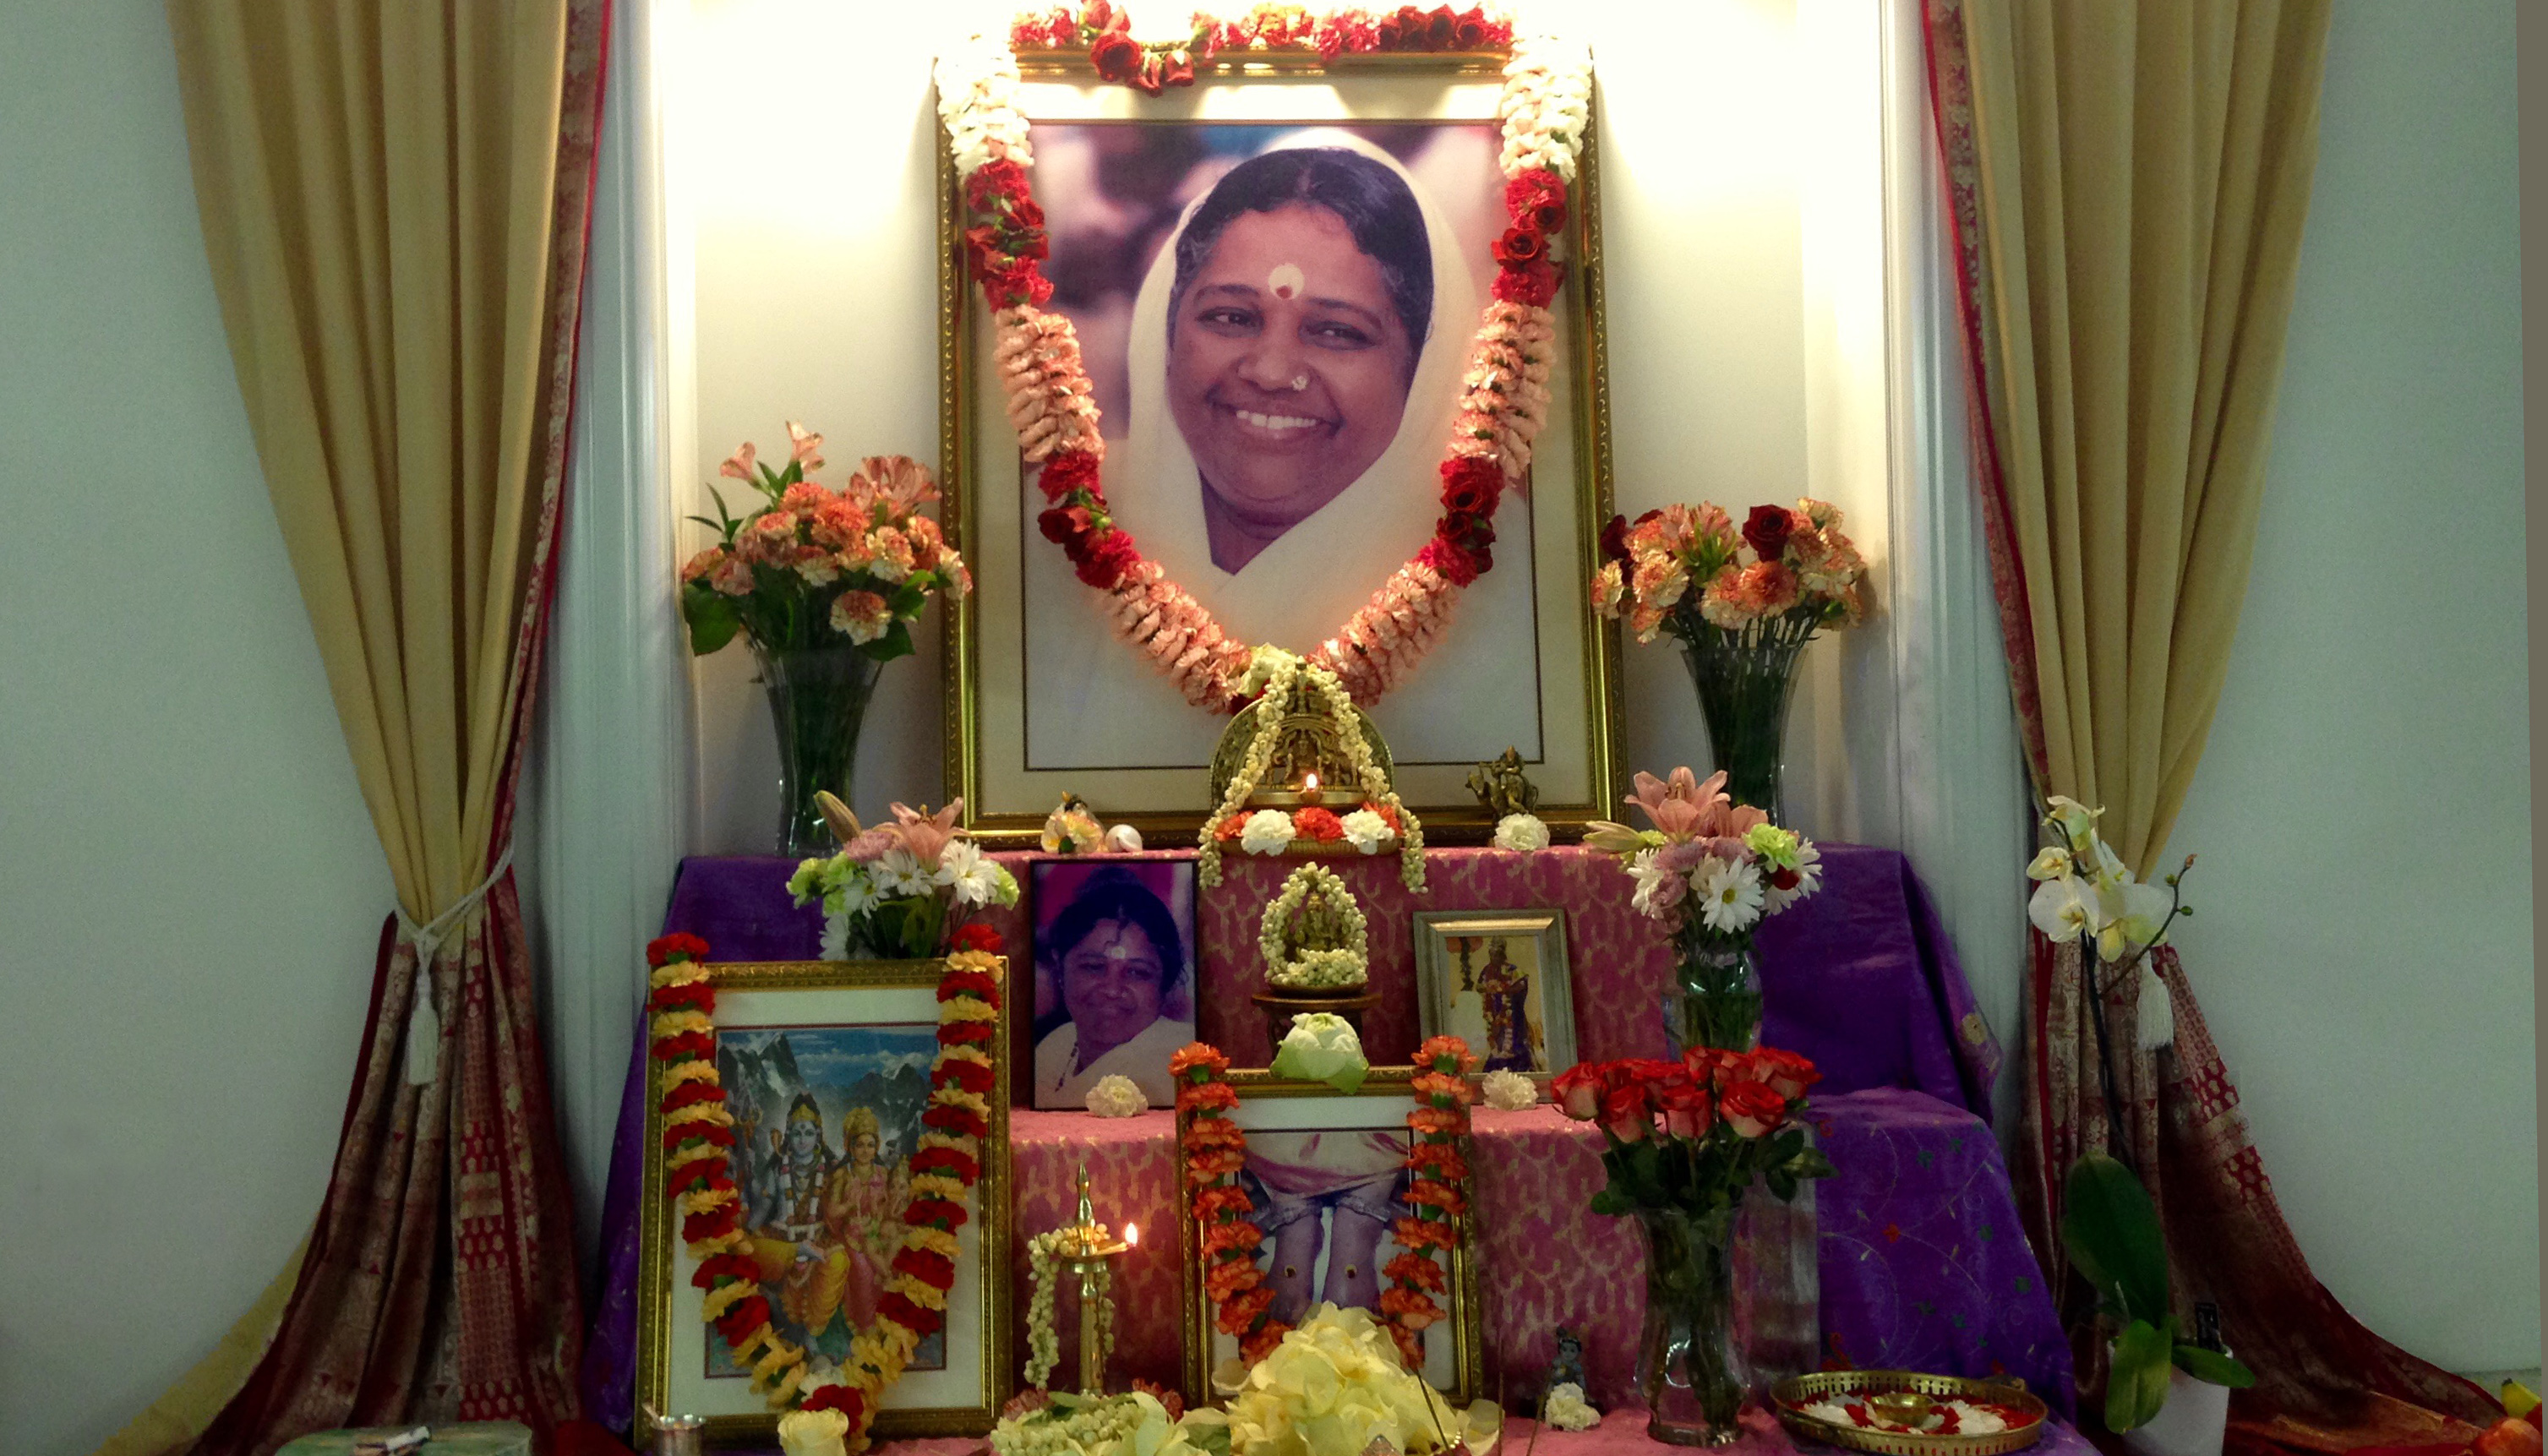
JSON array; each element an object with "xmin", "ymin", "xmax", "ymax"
[{"xmin": 579, "ymin": 845, "xmax": 2068, "ymax": 1429}]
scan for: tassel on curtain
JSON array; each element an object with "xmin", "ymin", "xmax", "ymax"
[
  {"xmin": 1919, "ymin": 0, "xmax": 2498, "ymax": 1442},
  {"xmin": 94, "ymin": 3, "xmax": 614, "ymax": 1452}
]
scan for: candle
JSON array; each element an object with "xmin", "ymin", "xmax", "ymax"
[{"xmin": 1125, "ymin": 1222, "xmax": 1138, "ymax": 1247}]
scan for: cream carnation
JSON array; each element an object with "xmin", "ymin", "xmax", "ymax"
[
  {"xmin": 1239, "ymin": 809, "xmax": 1297, "ymax": 855},
  {"xmin": 1339, "ymin": 809, "xmax": 1393, "ymax": 854},
  {"xmin": 1492, "ymin": 813, "xmax": 1551, "ymax": 853},
  {"xmin": 1085, "ymin": 1074, "xmax": 1148, "ymax": 1118},
  {"xmin": 1481, "ymin": 1070, "xmax": 1538, "ymax": 1111}
]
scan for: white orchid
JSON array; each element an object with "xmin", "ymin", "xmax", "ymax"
[
  {"xmin": 2027, "ymin": 874, "xmax": 2096, "ymax": 941},
  {"xmin": 2045, "ymin": 794, "xmax": 2103, "ymax": 847},
  {"xmin": 2092, "ymin": 876, "xmax": 2176, "ymax": 964},
  {"xmin": 2026, "ymin": 845, "xmax": 2073, "ymax": 881}
]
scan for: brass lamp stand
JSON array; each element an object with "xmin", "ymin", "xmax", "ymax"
[{"xmin": 1050, "ymin": 1161, "xmax": 1131, "ymax": 1394}]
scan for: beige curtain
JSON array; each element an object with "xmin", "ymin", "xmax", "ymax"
[
  {"xmin": 1951, "ymin": 0, "xmax": 2327, "ymax": 875},
  {"xmin": 103, "ymin": 3, "xmax": 606, "ymax": 1451}
]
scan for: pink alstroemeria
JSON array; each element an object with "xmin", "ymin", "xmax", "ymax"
[
  {"xmin": 1625, "ymin": 766, "xmax": 1730, "ymax": 841},
  {"xmin": 719, "ymin": 440, "xmax": 758, "ymax": 482},
  {"xmin": 855, "ymin": 455, "xmax": 940, "ymax": 515},
  {"xmin": 786, "ymin": 420, "xmax": 825, "ymax": 468},
  {"xmin": 887, "ymin": 799, "xmax": 966, "ymax": 866}
]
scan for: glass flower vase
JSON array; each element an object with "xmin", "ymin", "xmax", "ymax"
[
  {"xmin": 1681, "ymin": 620, "xmax": 1809, "ymax": 823},
  {"xmin": 1666, "ymin": 936, "xmax": 1764, "ymax": 1055},
  {"xmin": 753, "ymin": 642, "xmax": 884, "ymax": 859},
  {"xmin": 1638, "ymin": 1205, "xmax": 1748, "ymax": 1446}
]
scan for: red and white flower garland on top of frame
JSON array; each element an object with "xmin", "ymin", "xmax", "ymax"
[
  {"xmin": 1173, "ymin": 1034, "xmax": 1476, "ymax": 1374},
  {"xmin": 650, "ymin": 931, "xmax": 1003, "ymax": 1453},
  {"xmin": 934, "ymin": 12, "xmax": 1593, "ymax": 711}
]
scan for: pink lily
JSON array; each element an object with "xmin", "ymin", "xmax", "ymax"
[
  {"xmin": 855, "ymin": 455, "xmax": 940, "ymax": 515},
  {"xmin": 719, "ymin": 440, "xmax": 758, "ymax": 482},
  {"xmin": 786, "ymin": 420, "xmax": 825, "ymax": 468},
  {"xmin": 1625, "ymin": 766, "xmax": 1730, "ymax": 841},
  {"xmin": 887, "ymin": 799, "xmax": 965, "ymax": 865}
]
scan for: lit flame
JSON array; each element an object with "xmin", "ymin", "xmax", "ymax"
[
  {"xmin": 1125, "ymin": 1222, "xmax": 1139, "ymax": 1247},
  {"xmin": 1302, "ymin": 772, "xmax": 1319, "ymax": 793}
]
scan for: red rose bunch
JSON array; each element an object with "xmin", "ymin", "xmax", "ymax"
[
  {"xmin": 1176, "ymin": 1042, "xmax": 1293, "ymax": 1364},
  {"xmin": 1554, "ymin": 1044, "xmax": 1833, "ymax": 1216}
]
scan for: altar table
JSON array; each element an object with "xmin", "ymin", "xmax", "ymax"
[{"xmin": 581, "ymin": 846, "xmax": 2072, "ymax": 1431}]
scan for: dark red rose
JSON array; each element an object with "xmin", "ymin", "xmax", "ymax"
[
  {"xmin": 1506, "ymin": 169, "xmax": 1568, "ymax": 233},
  {"xmin": 1452, "ymin": 9, "xmax": 1489, "ymax": 48},
  {"xmin": 1036, "ymin": 450, "xmax": 1103, "ymax": 501},
  {"xmin": 1162, "ymin": 52, "xmax": 1196, "ymax": 89},
  {"xmin": 1089, "ymin": 30, "xmax": 1142, "ymax": 82},
  {"xmin": 1007, "ymin": 196, "xmax": 1046, "ymax": 232},
  {"xmin": 1416, "ymin": 536, "xmax": 1480, "ymax": 587},
  {"xmin": 1599, "ymin": 513, "xmax": 1630, "ymax": 565},
  {"xmin": 1073, "ymin": 527, "xmax": 1143, "ymax": 589},
  {"xmin": 1491, "ymin": 226, "xmax": 1547, "ymax": 266},
  {"xmin": 1039, "ymin": 504, "xmax": 1096, "ymax": 544},
  {"xmin": 1491, "ymin": 257, "xmax": 1559, "ymax": 307},
  {"xmin": 1374, "ymin": 14, "xmax": 1404, "ymax": 49},
  {"xmin": 1743, "ymin": 503, "xmax": 1796, "ymax": 560},
  {"xmin": 1085, "ymin": 0, "xmax": 1121, "ymax": 34},
  {"xmin": 1130, "ymin": 52, "xmax": 1166, "ymax": 96},
  {"xmin": 1438, "ymin": 455, "xmax": 1501, "ymax": 519},
  {"xmin": 1427, "ymin": 6, "xmax": 1458, "ymax": 48}
]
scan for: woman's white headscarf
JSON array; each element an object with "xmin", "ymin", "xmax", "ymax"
[{"xmin": 1022, "ymin": 128, "xmax": 1539, "ymax": 771}]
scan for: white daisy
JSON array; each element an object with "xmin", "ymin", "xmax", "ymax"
[
  {"xmin": 940, "ymin": 840, "xmax": 1005, "ymax": 908},
  {"xmin": 1761, "ymin": 839, "xmax": 1824, "ymax": 914},
  {"xmin": 871, "ymin": 846, "xmax": 936, "ymax": 898},
  {"xmin": 1692, "ymin": 855, "xmax": 1765, "ymax": 934}
]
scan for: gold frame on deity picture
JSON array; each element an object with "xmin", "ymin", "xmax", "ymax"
[
  {"xmin": 938, "ymin": 49, "xmax": 1624, "ymax": 848},
  {"xmin": 636, "ymin": 959, "xmax": 1013, "ymax": 1444},
  {"xmin": 1172, "ymin": 1068, "xmax": 1486, "ymax": 1407},
  {"xmin": 1410, "ymin": 908, "xmax": 1578, "ymax": 1082}
]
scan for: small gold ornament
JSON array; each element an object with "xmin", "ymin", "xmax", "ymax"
[{"xmin": 1465, "ymin": 747, "xmax": 1540, "ymax": 820}]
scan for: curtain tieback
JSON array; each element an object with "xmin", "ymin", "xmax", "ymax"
[{"xmin": 396, "ymin": 843, "xmax": 517, "ymax": 1087}]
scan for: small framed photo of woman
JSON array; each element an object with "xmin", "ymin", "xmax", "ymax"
[
  {"xmin": 1410, "ymin": 909, "xmax": 1578, "ymax": 1078},
  {"xmin": 1174, "ymin": 1071, "xmax": 1485, "ymax": 1404},
  {"xmin": 942, "ymin": 46, "xmax": 1623, "ymax": 846},
  {"xmin": 636, "ymin": 960, "xmax": 1012, "ymax": 1442},
  {"xmin": 1028, "ymin": 858, "xmax": 1199, "ymax": 1108}
]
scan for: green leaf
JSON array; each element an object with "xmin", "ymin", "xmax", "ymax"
[
  {"xmin": 890, "ymin": 578, "xmax": 931, "ymax": 616},
  {"xmin": 862, "ymin": 619, "xmax": 917, "ymax": 663},
  {"xmin": 1588, "ymin": 1186, "xmax": 1631, "ymax": 1217},
  {"xmin": 2104, "ymin": 1318, "xmax": 2173, "ymax": 1431},
  {"xmin": 681, "ymin": 586, "xmax": 740, "ymax": 655},
  {"xmin": 2061, "ymin": 1152, "xmax": 2169, "ymax": 1323},
  {"xmin": 2171, "ymin": 1344, "xmax": 2256, "ymax": 1388},
  {"xmin": 1765, "ymin": 1168, "xmax": 1799, "ymax": 1202},
  {"xmin": 1787, "ymin": 1147, "xmax": 1836, "ymax": 1181}
]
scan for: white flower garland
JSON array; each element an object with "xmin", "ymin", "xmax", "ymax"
[
  {"xmin": 1023, "ymin": 1228, "xmax": 1116, "ymax": 1392},
  {"xmin": 1259, "ymin": 863, "xmax": 1371, "ymax": 990},
  {"xmin": 1199, "ymin": 648, "xmax": 1425, "ymax": 892}
]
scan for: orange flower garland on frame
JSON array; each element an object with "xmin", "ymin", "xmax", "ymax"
[
  {"xmin": 1382, "ymin": 1035, "xmax": 1476, "ymax": 1366},
  {"xmin": 650, "ymin": 933, "xmax": 1001, "ymax": 1453},
  {"xmin": 1174, "ymin": 1043, "xmax": 1296, "ymax": 1365}
]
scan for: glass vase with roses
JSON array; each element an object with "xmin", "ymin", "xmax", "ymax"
[{"xmin": 1553, "ymin": 1050, "xmax": 1832, "ymax": 1447}]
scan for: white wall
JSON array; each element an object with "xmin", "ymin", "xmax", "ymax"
[
  {"xmin": 0, "ymin": 5, "xmax": 393, "ymax": 1453},
  {"xmin": 2161, "ymin": 2, "xmax": 2535, "ymax": 1371}
]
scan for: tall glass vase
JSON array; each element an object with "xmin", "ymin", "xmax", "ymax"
[
  {"xmin": 1638, "ymin": 1205, "xmax": 1747, "ymax": 1446},
  {"xmin": 1680, "ymin": 619, "xmax": 1810, "ymax": 823},
  {"xmin": 754, "ymin": 642, "xmax": 884, "ymax": 859},
  {"xmin": 1667, "ymin": 935, "xmax": 1763, "ymax": 1055}
]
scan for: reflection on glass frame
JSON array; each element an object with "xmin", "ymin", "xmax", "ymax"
[
  {"xmin": 940, "ymin": 50, "xmax": 1623, "ymax": 846},
  {"xmin": 636, "ymin": 961, "xmax": 1012, "ymax": 1442},
  {"xmin": 1174, "ymin": 1069, "xmax": 1485, "ymax": 1405},
  {"xmin": 1410, "ymin": 909, "xmax": 1577, "ymax": 1079},
  {"xmin": 1028, "ymin": 857, "xmax": 1200, "ymax": 1109}
]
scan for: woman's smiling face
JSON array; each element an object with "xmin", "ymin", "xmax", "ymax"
[{"xmin": 1168, "ymin": 203, "xmax": 1417, "ymax": 532}]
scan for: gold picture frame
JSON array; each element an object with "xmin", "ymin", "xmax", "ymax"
[
  {"xmin": 1410, "ymin": 908, "xmax": 1578, "ymax": 1080},
  {"xmin": 1172, "ymin": 1067, "xmax": 1487, "ymax": 1406},
  {"xmin": 636, "ymin": 960, "xmax": 1013, "ymax": 1444},
  {"xmin": 938, "ymin": 51, "xmax": 1623, "ymax": 847}
]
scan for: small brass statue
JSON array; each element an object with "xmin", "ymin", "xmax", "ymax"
[{"xmin": 1465, "ymin": 747, "xmax": 1541, "ymax": 819}]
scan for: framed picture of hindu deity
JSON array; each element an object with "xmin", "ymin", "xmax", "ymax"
[
  {"xmin": 936, "ymin": 28, "xmax": 1623, "ymax": 845},
  {"xmin": 636, "ymin": 959, "xmax": 1013, "ymax": 1442},
  {"xmin": 1172, "ymin": 1069, "xmax": 1485, "ymax": 1404},
  {"xmin": 1410, "ymin": 908, "xmax": 1577, "ymax": 1078}
]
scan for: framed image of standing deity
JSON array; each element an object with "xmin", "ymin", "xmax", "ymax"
[
  {"xmin": 636, "ymin": 961, "xmax": 1012, "ymax": 1442},
  {"xmin": 938, "ymin": 39, "xmax": 1622, "ymax": 845},
  {"xmin": 1173, "ymin": 1071, "xmax": 1485, "ymax": 1404},
  {"xmin": 1410, "ymin": 909, "xmax": 1577, "ymax": 1078}
]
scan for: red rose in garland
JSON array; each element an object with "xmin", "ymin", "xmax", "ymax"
[{"xmin": 1088, "ymin": 30, "xmax": 1142, "ymax": 82}]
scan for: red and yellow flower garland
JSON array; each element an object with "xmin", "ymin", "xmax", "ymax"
[
  {"xmin": 1381, "ymin": 1035, "xmax": 1475, "ymax": 1366},
  {"xmin": 1175, "ymin": 1037, "xmax": 1478, "ymax": 1374},
  {"xmin": 650, "ymin": 932, "xmax": 1002, "ymax": 1453},
  {"xmin": 937, "ymin": 13, "xmax": 1586, "ymax": 710}
]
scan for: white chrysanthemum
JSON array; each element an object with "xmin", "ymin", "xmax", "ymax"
[
  {"xmin": 1492, "ymin": 812, "xmax": 1550, "ymax": 853},
  {"xmin": 1692, "ymin": 855, "xmax": 1765, "ymax": 934},
  {"xmin": 1626, "ymin": 848, "xmax": 1679, "ymax": 920},
  {"xmin": 941, "ymin": 839, "xmax": 1005, "ymax": 908},
  {"xmin": 1481, "ymin": 1069, "xmax": 1538, "ymax": 1111},
  {"xmin": 1239, "ymin": 809, "xmax": 1297, "ymax": 855},
  {"xmin": 1761, "ymin": 838, "xmax": 1823, "ymax": 915},
  {"xmin": 872, "ymin": 846, "xmax": 937, "ymax": 897},
  {"xmin": 1543, "ymin": 1382, "xmax": 1601, "ymax": 1431},
  {"xmin": 1339, "ymin": 809, "xmax": 1393, "ymax": 854},
  {"xmin": 1085, "ymin": 1074, "xmax": 1148, "ymax": 1118}
]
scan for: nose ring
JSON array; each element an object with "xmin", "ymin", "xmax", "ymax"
[{"xmin": 1289, "ymin": 374, "xmax": 1308, "ymax": 392}]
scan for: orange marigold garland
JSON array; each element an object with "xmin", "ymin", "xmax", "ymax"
[
  {"xmin": 1381, "ymin": 1036, "xmax": 1476, "ymax": 1366},
  {"xmin": 650, "ymin": 932, "xmax": 1003, "ymax": 1453},
  {"xmin": 1174, "ymin": 1042, "xmax": 1295, "ymax": 1365}
]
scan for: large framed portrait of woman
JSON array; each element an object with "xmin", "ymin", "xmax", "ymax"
[
  {"xmin": 636, "ymin": 960, "xmax": 1012, "ymax": 1442},
  {"xmin": 941, "ymin": 46, "xmax": 1621, "ymax": 843}
]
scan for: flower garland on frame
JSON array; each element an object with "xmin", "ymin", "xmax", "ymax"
[
  {"xmin": 1381, "ymin": 1036, "xmax": 1476, "ymax": 1366},
  {"xmin": 1199, "ymin": 648, "xmax": 1425, "ymax": 892},
  {"xmin": 933, "ymin": 19, "xmax": 1590, "ymax": 711},
  {"xmin": 650, "ymin": 933, "xmax": 1003, "ymax": 1452},
  {"xmin": 1259, "ymin": 863, "xmax": 1371, "ymax": 990},
  {"xmin": 1023, "ymin": 1229, "xmax": 1116, "ymax": 1390},
  {"xmin": 1172, "ymin": 1043, "xmax": 1295, "ymax": 1365}
]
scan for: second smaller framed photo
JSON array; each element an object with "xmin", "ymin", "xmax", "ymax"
[
  {"xmin": 1410, "ymin": 910, "xmax": 1577, "ymax": 1078},
  {"xmin": 1028, "ymin": 858, "xmax": 1199, "ymax": 1110}
]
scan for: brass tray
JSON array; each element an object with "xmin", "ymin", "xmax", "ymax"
[{"xmin": 1770, "ymin": 1371, "xmax": 2049, "ymax": 1456}]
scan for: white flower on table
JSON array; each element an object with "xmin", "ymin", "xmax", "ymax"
[
  {"xmin": 1085, "ymin": 1073, "xmax": 1148, "ymax": 1118},
  {"xmin": 1339, "ymin": 809, "xmax": 1393, "ymax": 854},
  {"xmin": 1543, "ymin": 1382, "xmax": 1600, "ymax": 1431},
  {"xmin": 1492, "ymin": 813, "xmax": 1550, "ymax": 853},
  {"xmin": 1239, "ymin": 809, "xmax": 1297, "ymax": 855},
  {"xmin": 1691, "ymin": 855, "xmax": 1765, "ymax": 934},
  {"xmin": 1481, "ymin": 1069, "xmax": 1538, "ymax": 1111}
]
